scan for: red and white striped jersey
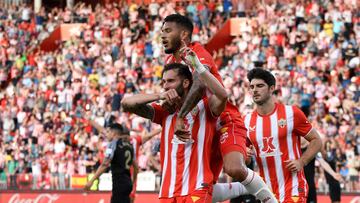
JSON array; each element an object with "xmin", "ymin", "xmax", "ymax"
[
  {"xmin": 130, "ymin": 135, "xmax": 142, "ymax": 162},
  {"xmin": 165, "ymin": 42, "xmax": 243, "ymax": 125},
  {"xmin": 244, "ymin": 103, "xmax": 311, "ymax": 202},
  {"xmin": 151, "ymin": 98, "xmax": 218, "ymax": 198}
]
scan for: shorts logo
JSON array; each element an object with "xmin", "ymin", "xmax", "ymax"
[
  {"xmin": 291, "ymin": 196, "xmax": 299, "ymax": 202},
  {"xmin": 278, "ymin": 119, "xmax": 287, "ymax": 128},
  {"xmin": 220, "ymin": 127, "xmax": 229, "ymax": 144},
  {"xmin": 191, "ymin": 196, "xmax": 200, "ymax": 202}
]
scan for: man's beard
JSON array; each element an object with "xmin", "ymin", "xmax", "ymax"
[
  {"xmin": 175, "ymin": 82, "xmax": 185, "ymax": 98},
  {"xmin": 164, "ymin": 36, "xmax": 182, "ymax": 54},
  {"xmin": 254, "ymin": 94, "xmax": 271, "ymax": 106}
]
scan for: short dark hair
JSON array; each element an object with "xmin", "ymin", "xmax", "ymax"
[
  {"xmin": 162, "ymin": 63, "xmax": 193, "ymax": 84},
  {"xmin": 247, "ymin": 68, "xmax": 276, "ymax": 87},
  {"xmin": 108, "ymin": 123, "xmax": 130, "ymax": 136},
  {"xmin": 163, "ymin": 14, "xmax": 193, "ymax": 39}
]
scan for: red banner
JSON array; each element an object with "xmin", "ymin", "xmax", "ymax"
[{"xmin": 0, "ymin": 192, "xmax": 359, "ymax": 203}]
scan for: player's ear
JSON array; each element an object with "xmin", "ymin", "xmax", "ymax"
[
  {"xmin": 180, "ymin": 30, "xmax": 189, "ymax": 42},
  {"xmin": 269, "ymin": 85, "xmax": 276, "ymax": 93},
  {"xmin": 183, "ymin": 79, "xmax": 190, "ymax": 89}
]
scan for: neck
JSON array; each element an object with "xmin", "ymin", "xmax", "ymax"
[
  {"xmin": 174, "ymin": 51, "xmax": 181, "ymax": 61},
  {"xmin": 256, "ymin": 97, "xmax": 276, "ymax": 116}
]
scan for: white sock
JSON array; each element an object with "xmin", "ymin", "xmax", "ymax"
[
  {"xmin": 212, "ymin": 182, "xmax": 249, "ymax": 203},
  {"xmin": 241, "ymin": 168, "xmax": 278, "ymax": 203}
]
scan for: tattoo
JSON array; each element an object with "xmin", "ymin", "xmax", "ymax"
[
  {"xmin": 124, "ymin": 103, "xmax": 154, "ymax": 120},
  {"xmin": 178, "ymin": 72, "xmax": 206, "ymax": 118}
]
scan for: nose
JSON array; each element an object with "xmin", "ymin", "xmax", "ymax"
[{"xmin": 162, "ymin": 82, "xmax": 169, "ymax": 90}]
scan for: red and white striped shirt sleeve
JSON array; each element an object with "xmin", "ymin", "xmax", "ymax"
[{"xmin": 292, "ymin": 106, "xmax": 313, "ymax": 137}]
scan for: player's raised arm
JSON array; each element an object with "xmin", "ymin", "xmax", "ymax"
[
  {"xmin": 121, "ymin": 94, "xmax": 160, "ymax": 120},
  {"xmin": 181, "ymin": 48, "xmax": 228, "ymax": 116}
]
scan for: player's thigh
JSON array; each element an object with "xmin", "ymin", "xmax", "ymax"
[{"xmin": 218, "ymin": 121, "xmax": 247, "ymax": 158}]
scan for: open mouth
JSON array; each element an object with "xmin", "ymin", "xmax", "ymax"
[{"xmin": 162, "ymin": 40, "xmax": 169, "ymax": 48}]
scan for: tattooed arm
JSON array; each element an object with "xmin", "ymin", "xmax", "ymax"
[
  {"xmin": 177, "ymin": 72, "xmax": 206, "ymax": 118},
  {"xmin": 121, "ymin": 94, "xmax": 160, "ymax": 120},
  {"xmin": 121, "ymin": 89, "xmax": 178, "ymax": 120}
]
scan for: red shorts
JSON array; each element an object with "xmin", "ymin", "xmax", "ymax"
[
  {"xmin": 159, "ymin": 187, "xmax": 212, "ymax": 203},
  {"xmin": 217, "ymin": 112, "xmax": 247, "ymax": 158}
]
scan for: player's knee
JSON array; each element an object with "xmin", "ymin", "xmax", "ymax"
[{"xmin": 223, "ymin": 160, "xmax": 247, "ymax": 180}]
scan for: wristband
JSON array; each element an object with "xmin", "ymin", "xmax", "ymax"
[
  {"xmin": 190, "ymin": 56, "xmax": 207, "ymax": 74},
  {"xmin": 194, "ymin": 63, "xmax": 207, "ymax": 74}
]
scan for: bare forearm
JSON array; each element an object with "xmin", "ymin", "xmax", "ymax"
[
  {"xmin": 178, "ymin": 76, "xmax": 206, "ymax": 118},
  {"xmin": 199, "ymin": 71, "xmax": 227, "ymax": 101},
  {"xmin": 132, "ymin": 162, "xmax": 138, "ymax": 183},
  {"xmin": 318, "ymin": 158, "xmax": 338, "ymax": 178},
  {"xmin": 89, "ymin": 164, "xmax": 108, "ymax": 183},
  {"xmin": 121, "ymin": 94, "xmax": 160, "ymax": 119},
  {"xmin": 300, "ymin": 136, "xmax": 322, "ymax": 166},
  {"xmin": 142, "ymin": 128, "xmax": 162, "ymax": 144},
  {"xmin": 122, "ymin": 94, "xmax": 161, "ymax": 110}
]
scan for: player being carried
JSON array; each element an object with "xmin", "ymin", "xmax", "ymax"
[{"xmin": 161, "ymin": 14, "xmax": 277, "ymax": 202}]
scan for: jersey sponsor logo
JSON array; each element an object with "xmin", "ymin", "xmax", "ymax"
[
  {"xmin": 278, "ymin": 118, "xmax": 287, "ymax": 128},
  {"xmin": 260, "ymin": 137, "xmax": 282, "ymax": 157}
]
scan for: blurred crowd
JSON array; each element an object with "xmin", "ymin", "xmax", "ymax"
[{"xmin": 0, "ymin": 0, "xmax": 359, "ymax": 192}]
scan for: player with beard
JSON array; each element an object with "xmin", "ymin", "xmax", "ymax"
[
  {"xmin": 160, "ymin": 14, "xmax": 277, "ymax": 202},
  {"xmin": 121, "ymin": 62, "xmax": 228, "ymax": 203}
]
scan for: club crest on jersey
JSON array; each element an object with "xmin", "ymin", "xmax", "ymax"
[{"xmin": 278, "ymin": 118, "xmax": 287, "ymax": 128}]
